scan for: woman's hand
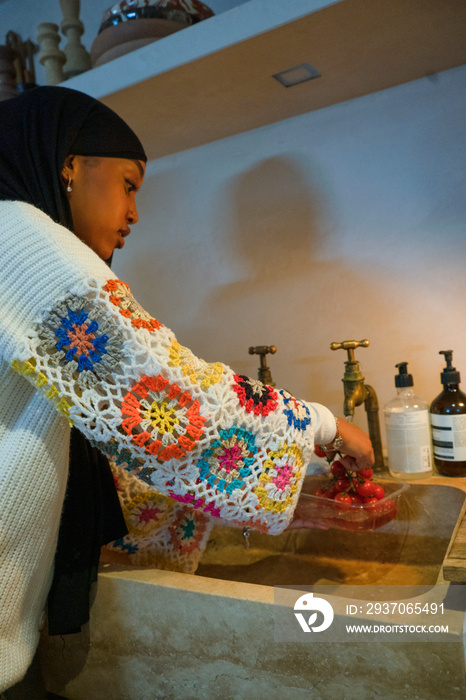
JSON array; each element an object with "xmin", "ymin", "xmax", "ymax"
[{"xmin": 322, "ymin": 417, "xmax": 374, "ymax": 471}]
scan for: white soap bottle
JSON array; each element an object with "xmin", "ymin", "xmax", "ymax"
[{"xmin": 384, "ymin": 362, "xmax": 433, "ymax": 479}]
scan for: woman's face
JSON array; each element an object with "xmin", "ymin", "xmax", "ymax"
[{"xmin": 62, "ymin": 155, "xmax": 145, "ymax": 260}]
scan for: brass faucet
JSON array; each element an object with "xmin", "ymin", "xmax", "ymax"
[
  {"xmin": 249, "ymin": 345, "xmax": 277, "ymax": 386},
  {"xmin": 330, "ymin": 339, "xmax": 384, "ymax": 472}
]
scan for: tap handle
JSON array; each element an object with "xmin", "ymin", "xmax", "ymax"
[
  {"xmin": 248, "ymin": 345, "xmax": 277, "ymax": 385},
  {"xmin": 330, "ymin": 339, "xmax": 370, "ymax": 362},
  {"xmin": 249, "ymin": 345, "xmax": 277, "ymax": 361}
]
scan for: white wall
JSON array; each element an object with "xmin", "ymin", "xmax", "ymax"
[
  {"xmin": 111, "ymin": 64, "xmax": 466, "ymax": 441},
  {"xmin": 3, "ymin": 1, "xmax": 466, "ymax": 443}
]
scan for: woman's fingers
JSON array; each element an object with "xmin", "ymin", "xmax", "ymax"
[{"xmin": 334, "ymin": 418, "xmax": 374, "ymax": 470}]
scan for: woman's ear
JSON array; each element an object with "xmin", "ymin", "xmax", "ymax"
[
  {"xmin": 61, "ymin": 154, "xmax": 77, "ymax": 194},
  {"xmin": 61, "ymin": 154, "xmax": 75, "ymax": 180}
]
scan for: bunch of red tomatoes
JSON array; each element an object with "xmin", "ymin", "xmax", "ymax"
[
  {"xmin": 313, "ymin": 445, "xmax": 386, "ymax": 506},
  {"xmin": 309, "ymin": 447, "xmax": 399, "ymax": 530}
]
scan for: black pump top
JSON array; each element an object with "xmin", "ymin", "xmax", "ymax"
[
  {"xmin": 439, "ymin": 349, "xmax": 461, "ymax": 386},
  {"xmin": 395, "ymin": 361, "xmax": 413, "ymax": 388}
]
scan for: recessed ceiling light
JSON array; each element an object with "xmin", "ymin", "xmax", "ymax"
[{"xmin": 273, "ymin": 63, "xmax": 321, "ymax": 87}]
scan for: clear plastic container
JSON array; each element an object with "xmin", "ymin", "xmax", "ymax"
[{"xmin": 294, "ymin": 476, "xmax": 409, "ymax": 531}]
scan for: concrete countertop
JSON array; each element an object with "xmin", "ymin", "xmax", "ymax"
[{"xmin": 403, "ymin": 473, "xmax": 466, "ymax": 493}]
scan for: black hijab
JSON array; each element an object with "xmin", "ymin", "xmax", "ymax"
[
  {"xmin": 0, "ymin": 84, "xmax": 146, "ymax": 223},
  {"xmin": 0, "ymin": 86, "xmax": 147, "ymax": 635}
]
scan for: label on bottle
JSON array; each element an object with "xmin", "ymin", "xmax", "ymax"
[
  {"xmin": 385, "ymin": 410, "xmax": 432, "ymax": 474},
  {"xmin": 430, "ymin": 413, "xmax": 466, "ymax": 461}
]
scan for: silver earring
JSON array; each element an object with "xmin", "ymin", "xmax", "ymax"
[{"xmin": 66, "ymin": 175, "xmax": 72, "ymax": 193}]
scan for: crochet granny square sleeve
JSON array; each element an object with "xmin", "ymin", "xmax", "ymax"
[{"xmin": 1, "ymin": 202, "xmax": 336, "ymax": 535}]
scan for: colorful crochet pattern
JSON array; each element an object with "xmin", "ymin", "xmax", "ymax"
[
  {"xmin": 280, "ymin": 390, "xmax": 312, "ymax": 431},
  {"xmin": 256, "ymin": 441, "xmax": 304, "ymax": 513},
  {"xmin": 196, "ymin": 426, "xmax": 261, "ymax": 494},
  {"xmin": 107, "ymin": 462, "xmax": 214, "ymax": 573},
  {"xmin": 10, "ymin": 274, "xmax": 329, "ymax": 534},
  {"xmin": 120, "ymin": 374, "xmax": 206, "ymax": 461},
  {"xmin": 38, "ymin": 295, "xmax": 125, "ymax": 389},
  {"xmin": 103, "ymin": 279, "xmax": 162, "ymax": 332},
  {"xmin": 168, "ymin": 339, "xmax": 224, "ymax": 388},
  {"xmin": 233, "ymin": 374, "xmax": 278, "ymax": 416},
  {"xmin": 5, "ymin": 205, "xmax": 336, "ymax": 539}
]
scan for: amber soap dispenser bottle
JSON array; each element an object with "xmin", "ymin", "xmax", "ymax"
[{"xmin": 430, "ymin": 350, "xmax": 466, "ymax": 477}]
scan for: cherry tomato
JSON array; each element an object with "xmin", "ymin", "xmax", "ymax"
[
  {"xmin": 314, "ymin": 445, "xmax": 327, "ymax": 459},
  {"xmin": 355, "ymin": 479, "xmax": 377, "ymax": 498},
  {"xmin": 334, "ymin": 492, "xmax": 352, "ymax": 505},
  {"xmin": 330, "ymin": 460, "xmax": 346, "ymax": 478},
  {"xmin": 335, "ymin": 478, "xmax": 352, "ymax": 493},
  {"xmin": 349, "ymin": 493, "xmax": 364, "ymax": 505},
  {"xmin": 371, "ymin": 483, "xmax": 385, "ymax": 500},
  {"xmin": 363, "ymin": 496, "xmax": 379, "ymax": 505},
  {"xmin": 358, "ymin": 468, "xmax": 374, "ymax": 479}
]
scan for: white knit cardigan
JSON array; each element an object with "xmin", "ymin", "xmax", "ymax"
[{"xmin": 0, "ymin": 201, "xmax": 336, "ymax": 690}]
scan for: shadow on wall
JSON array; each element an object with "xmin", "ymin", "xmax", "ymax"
[
  {"xmin": 194, "ymin": 154, "xmax": 396, "ymax": 401},
  {"xmin": 225, "ymin": 154, "xmax": 330, "ymax": 280}
]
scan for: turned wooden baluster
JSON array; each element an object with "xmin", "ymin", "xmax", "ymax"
[
  {"xmin": 21, "ymin": 39, "xmax": 39, "ymax": 87},
  {"xmin": 0, "ymin": 45, "xmax": 19, "ymax": 101},
  {"xmin": 37, "ymin": 22, "xmax": 66, "ymax": 86},
  {"xmin": 59, "ymin": 0, "xmax": 91, "ymax": 79},
  {"xmin": 6, "ymin": 32, "xmax": 38, "ymax": 91}
]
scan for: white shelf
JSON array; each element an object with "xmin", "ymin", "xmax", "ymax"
[{"xmin": 64, "ymin": 0, "xmax": 466, "ymax": 159}]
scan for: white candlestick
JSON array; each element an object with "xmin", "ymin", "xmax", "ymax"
[
  {"xmin": 37, "ymin": 22, "xmax": 66, "ymax": 86},
  {"xmin": 59, "ymin": 0, "xmax": 91, "ymax": 79}
]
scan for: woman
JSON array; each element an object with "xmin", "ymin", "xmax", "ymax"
[{"xmin": 0, "ymin": 86, "xmax": 373, "ymax": 692}]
